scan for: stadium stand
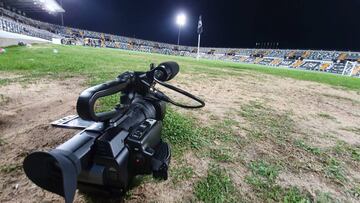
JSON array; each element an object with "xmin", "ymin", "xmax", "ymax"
[
  {"xmin": 299, "ymin": 61, "xmax": 322, "ymax": 71},
  {"xmin": 327, "ymin": 62, "xmax": 346, "ymax": 74},
  {"xmin": 352, "ymin": 65, "xmax": 360, "ymax": 77},
  {"xmin": 319, "ymin": 63, "xmax": 332, "ymax": 72},
  {"xmin": 290, "ymin": 60, "xmax": 304, "ymax": 68},
  {"xmin": 0, "ymin": 6, "xmax": 359, "ymax": 78}
]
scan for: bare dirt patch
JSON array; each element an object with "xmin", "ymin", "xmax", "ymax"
[
  {"xmin": 0, "ymin": 78, "xmax": 85, "ymax": 203},
  {"xmin": 0, "ymin": 72, "xmax": 23, "ymax": 80}
]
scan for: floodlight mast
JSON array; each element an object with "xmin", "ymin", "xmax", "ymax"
[
  {"xmin": 60, "ymin": 0, "xmax": 64, "ymax": 26},
  {"xmin": 176, "ymin": 13, "xmax": 186, "ymax": 45}
]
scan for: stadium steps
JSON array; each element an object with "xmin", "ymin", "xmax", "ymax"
[
  {"xmin": 291, "ymin": 60, "xmax": 304, "ymax": 68},
  {"xmin": 320, "ymin": 63, "xmax": 331, "ymax": 71},
  {"xmin": 287, "ymin": 51, "xmax": 295, "ymax": 58},
  {"xmin": 239, "ymin": 57, "xmax": 247, "ymax": 62},
  {"xmin": 338, "ymin": 53, "xmax": 347, "ymax": 61},
  {"xmin": 351, "ymin": 65, "xmax": 360, "ymax": 77},
  {"xmin": 270, "ymin": 59, "xmax": 282, "ymax": 66},
  {"xmin": 299, "ymin": 62, "xmax": 321, "ymax": 71},
  {"xmin": 254, "ymin": 58, "xmax": 263, "ymax": 64},
  {"xmin": 302, "ymin": 51, "xmax": 311, "ymax": 58},
  {"xmin": 327, "ymin": 63, "xmax": 346, "ymax": 74}
]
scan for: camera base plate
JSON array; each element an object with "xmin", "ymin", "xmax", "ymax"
[{"xmin": 51, "ymin": 115, "xmax": 97, "ymax": 130}]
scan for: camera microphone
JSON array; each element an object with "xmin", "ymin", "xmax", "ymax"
[{"xmin": 153, "ymin": 61, "xmax": 179, "ymax": 81}]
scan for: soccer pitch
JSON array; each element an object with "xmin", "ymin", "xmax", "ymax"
[
  {"xmin": 1, "ymin": 44, "xmax": 359, "ymax": 90},
  {"xmin": 1, "ymin": 44, "xmax": 360, "ymax": 202}
]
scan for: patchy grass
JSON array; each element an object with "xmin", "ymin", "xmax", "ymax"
[
  {"xmin": 314, "ymin": 192, "xmax": 336, "ymax": 203},
  {"xmin": 240, "ymin": 101, "xmax": 294, "ymax": 140},
  {"xmin": 324, "ymin": 158, "xmax": 347, "ymax": 183},
  {"xmin": 0, "ymin": 138, "xmax": 5, "ymax": 146},
  {"xmin": 0, "ymin": 164, "xmax": 22, "ymax": 174},
  {"xmin": 349, "ymin": 185, "xmax": 360, "ymax": 199},
  {"xmin": 171, "ymin": 164, "xmax": 194, "ymax": 184},
  {"xmin": 194, "ymin": 166, "xmax": 239, "ymax": 203},
  {"xmin": 0, "ymin": 79, "xmax": 10, "ymax": 86},
  {"xmin": 282, "ymin": 187, "xmax": 312, "ymax": 203},
  {"xmin": 0, "ymin": 94, "xmax": 10, "ymax": 105},
  {"xmin": 202, "ymin": 121, "xmax": 238, "ymax": 143},
  {"xmin": 94, "ymin": 94, "xmax": 119, "ymax": 113},
  {"xmin": 321, "ymin": 93, "xmax": 360, "ymax": 105},
  {"xmin": 294, "ymin": 139, "xmax": 322, "ymax": 156},
  {"xmin": 350, "ymin": 148, "xmax": 360, "ymax": 162},
  {"xmin": 245, "ymin": 160, "xmax": 311, "ymax": 202},
  {"xmin": 162, "ymin": 111, "xmax": 241, "ymax": 160},
  {"xmin": 341, "ymin": 127, "xmax": 360, "ymax": 135},
  {"xmin": 208, "ymin": 148, "xmax": 234, "ymax": 163},
  {"xmin": 317, "ymin": 113, "xmax": 336, "ymax": 120},
  {"xmin": 162, "ymin": 108, "xmax": 205, "ymax": 156},
  {"xmin": 332, "ymin": 141, "xmax": 360, "ymax": 162},
  {"xmin": 245, "ymin": 160, "xmax": 284, "ymax": 201}
]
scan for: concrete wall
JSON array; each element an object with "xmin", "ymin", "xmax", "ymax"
[{"xmin": 0, "ymin": 30, "xmax": 50, "ymax": 47}]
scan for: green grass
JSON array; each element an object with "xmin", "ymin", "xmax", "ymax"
[
  {"xmin": 170, "ymin": 164, "xmax": 194, "ymax": 184},
  {"xmin": 162, "ymin": 108, "xmax": 205, "ymax": 156},
  {"xmin": 247, "ymin": 160, "xmax": 280, "ymax": 183},
  {"xmin": 245, "ymin": 160, "xmax": 311, "ymax": 202},
  {"xmin": 321, "ymin": 93, "xmax": 360, "ymax": 105},
  {"xmin": 0, "ymin": 94, "xmax": 10, "ymax": 105},
  {"xmin": 349, "ymin": 185, "xmax": 360, "ymax": 199},
  {"xmin": 194, "ymin": 166, "xmax": 239, "ymax": 203},
  {"xmin": 1, "ymin": 44, "xmax": 359, "ymax": 90},
  {"xmin": 317, "ymin": 113, "xmax": 336, "ymax": 120},
  {"xmin": 0, "ymin": 138, "xmax": 5, "ymax": 146},
  {"xmin": 341, "ymin": 127, "xmax": 360, "ymax": 135},
  {"xmin": 245, "ymin": 160, "xmax": 284, "ymax": 201},
  {"xmin": 209, "ymin": 148, "xmax": 234, "ymax": 163},
  {"xmin": 202, "ymin": 120, "xmax": 238, "ymax": 143},
  {"xmin": 332, "ymin": 141, "xmax": 360, "ymax": 162},
  {"xmin": 226, "ymin": 63, "xmax": 360, "ymax": 91},
  {"xmin": 94, "ymin": 94, "xmax": 119, "ymax": 113},
  {"xmin": 315, "ymin": 192, "xmax": 336, "ymax": 203},
  {"xmin": 0, "ymin": 164, "xmax": 22, "ymax": 174},
  {"xmin": 0, "ymin": 78, "xmax": 11, "ymax": 86},
  {"xmin": 283, "ymin": 187, "xmax": 311, "ymax": 203},
  {"xmin": 294, "ymin": 139, "xmax": 322, "ymax": 155},
  {"xmin": 240, "ymin": 101, "xmax": 294, "ymax": 140},
  {"xmin": 324, "ymin": 158, "xmax": 347, "ymax": 183}
]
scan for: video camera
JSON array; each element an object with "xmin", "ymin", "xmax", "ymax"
[{"xmin": 23, "ymin": 61, "xmax": 205, "ymax": 203}]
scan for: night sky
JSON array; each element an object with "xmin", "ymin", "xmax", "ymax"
[{"xmin": 29, "ymin": 0, "xmax": 360, "ymax": 51}]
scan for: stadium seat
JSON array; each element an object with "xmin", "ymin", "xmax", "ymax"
[
  {"xmin": 319, "ymin": 63, "xmax": 331, "ymax": 71},
  {"xmin": 291, "ymin": 60, "xmax": 304, "ymax": 68},
  {"xmin": 351, "ymin": 65, "xmax": 360, "ymax": 77}
]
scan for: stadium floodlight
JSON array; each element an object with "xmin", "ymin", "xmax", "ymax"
[
  {"xmin": 45, "ymin": 4, "xmax": 56, "ymax": 12},
  {"xmin": 176, "ymin": 13, "xmax": 186, "ymax": 45},
  {"xmin": 33, "ymin": 0, "xmax": 65, "ymax": 13},
  {"xmin": 176, "ymin": 13, "xmax": 186, "ymax": 27}
]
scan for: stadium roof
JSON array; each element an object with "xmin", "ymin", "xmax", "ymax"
[{"xmin": 0, "ymin": 0, "xmax": 65, "ymax": 13}]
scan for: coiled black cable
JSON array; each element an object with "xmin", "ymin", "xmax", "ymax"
[{"xmin": 153, "ymin": 78, "xmax": 205, "ymax": 109}]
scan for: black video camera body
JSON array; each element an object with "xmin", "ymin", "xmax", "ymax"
[{"xmin": 23, "ymin": 62, "xmax": 204, "ymax": 203}]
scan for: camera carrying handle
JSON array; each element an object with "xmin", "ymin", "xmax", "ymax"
[
  {"xmin": 76, "ymin": 62, "xmax": 205, "ymax": 122},
  {"xmin": 76, "ymin": 72, "xmax": 132, "ymax": 122}
]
